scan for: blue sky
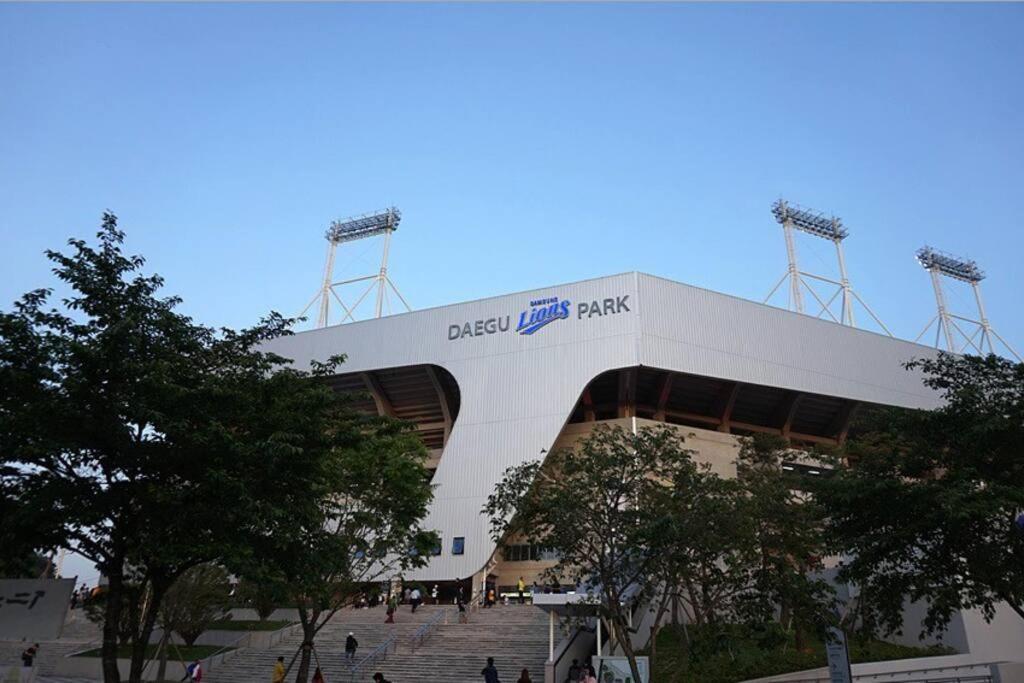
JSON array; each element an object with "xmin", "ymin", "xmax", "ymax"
[
  {"xmin": 2, "ymin": 3, "xmax": 1022, "ymax": 352},
  {"xmin": 2, "ymin": 1, "xmax": 1022, "ymax": 584}
]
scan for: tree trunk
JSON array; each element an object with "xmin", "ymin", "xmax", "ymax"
[
  {"xmin": 128, "ymin": 583, "xmax": 164, "ymax": 683},
  {"xmin": 613, "ymin": 617, "xmax": 643, "ymax": 683},
  {"xmin": 295, "ymin": 636, "xmax": 313, "ymax": 683},
  {"xmin": 102, "ymin": 573, "xmax": 125, "ymax": 683},
  {"xmin": 155, "ymin": 632, "xmax": 169, "ymax": 682}
]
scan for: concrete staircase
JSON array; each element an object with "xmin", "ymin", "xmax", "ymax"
[
  {"xmin": 206, "ymin": 603, "xmax": 556, "ymax": 683},
  {"xmin": 0, "ymin": 608, "xmax": 100, "ymax": 678}
]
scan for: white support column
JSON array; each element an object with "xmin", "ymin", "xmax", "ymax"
[
  {"xmin": 929, "ymin": 267, "xmax": 956, "ymax": 351},
  {"xmin": 317, "ymin": 241, "xmax": 338, "ymax": 328},
  {"xmin": 834, "ymin": 238, "xmax": 855, "ymax": 327},
  {"xmin": 782, "ymin": 219, "xmax": 804, "ymax": 313},
  {"xmin": 375, "ymin": 228, "xmax": 393, "ymax": 319},
  {"xmin": 971, "ymin": 281, "xmax": 993, "ymax": 354},
  {"xmin": 596, "ymin": 617, "xmax": 602, "ymax": 657},
  {"xmin": 549, "ymin": 610, "xmax": 555, "ymax": 661}
]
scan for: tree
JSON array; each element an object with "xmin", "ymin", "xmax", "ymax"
[
  {"xmin": 153, "ymin": 564, "xmax": 231, "ymax": 681},
  {"xmin": 242, "ymin": 412, "xmax": 439, "ymax": 683},
  {"xmin": 815, "ymin": 353, "xmax": 1024, "ymax": 638},
  {"xmin": 646, "ymin": 462, "xmax": 753, "ymax": 646},
  {"xmin": 235, "ymin": 577, "xmax": 288, "ymax": 621},
  {"xmin": 0, "ymin": 214, "xmax": 336, "ymax": 683},
  {"xmin": 735, "ymin": 434, "xmax": 836, "ymax": 651},
  {"xmin": 485, "ymin": 424, "xmax": 697, "ymax": 683}
]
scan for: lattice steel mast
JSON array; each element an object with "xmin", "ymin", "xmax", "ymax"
[
  {"xmin": 765, "ymin": 199, "xmax": 891, "ymax": 334},
  {"xmin": 914, "ymin": 246, "xmax": 1020, "ymax": 360},
  {"xmin": 298, "ymin": 207, "xmax": 410, "ymax": 327}
]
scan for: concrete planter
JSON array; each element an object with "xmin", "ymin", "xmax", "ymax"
[
  {"xmin": 227, "ymin": 607, "xmax": 300, "ymax": 622},
  {"xmin": 52, "ymin": 647, "xmax": 241, "ymax": 681}
]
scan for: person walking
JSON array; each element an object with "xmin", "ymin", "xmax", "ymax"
[
  {"xmin": 272, "ymin": 656, "xmax": 286, "ymax": 683},
  {"xmin": 372, "ymin": 674, "xmax": 392, "ymax": 683},
  {"xmin": 431, "ymin": 584, "xmax": 439, "ymax": 605},
  {"xmin": 70, "ymin": 588, "xmax": 79, "ymax": 610},
  {"xmin": 403, "ymin": 587, "xmax": 411, "ymax": 604},
  {"xmin": 566, "ymin": 659, "xmax": 581, "ymax": 683},
  {"xmin": 516, "ymin": 668, "xmax": 532, "ymax": 683},
  {"xmin": 385, "ymin": 593, "xmax": 398, "ymax": 623},
  {"xmin": 345, "ymin": 632, "xmax": 358, "ymax": 662},
  {"xmin": 457, "ymin": 596, "xmax": 468, "ymax": 624},
  {"xmin": 311, "ymin": 667, "xmax": 325, "ymax": 683},
  {"xmin": 517, "ymin": 577, "xmax": 526, "ymax": 605},
  {"xmin": 410, "ymin": 587, "xmax": 422, "ymax": 613},
  {"xmin": 21, "ymin": 644, "xmax": 39, "ymax": 668},
  {"xmin": 481, "ymin": 656, "xmax": 500, "ymax": 683},
  {"xmin": 583, "ymin": 665, "xmax": 598, "ymax": 683},
  {"xmin": 190, "ymin": 660, "xmax": 203, "ymax": 682}
]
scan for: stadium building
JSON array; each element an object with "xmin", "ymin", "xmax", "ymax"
[{"xmin": 263, "ymin": 271, "xmax": 943, "ymax": 597}]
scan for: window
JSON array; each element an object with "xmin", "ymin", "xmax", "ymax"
[
  {"xmin": 504, "ymin": 544, "xmax": 559, "ymax": 562},
  {"xmin": 431, "ymin": 542, "xmax": 442, "ymax": 556},
  {"xmin": 452, "ymin": 537, "xmax": 465, "ymax": 555}
]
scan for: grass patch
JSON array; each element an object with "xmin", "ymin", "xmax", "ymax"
[
  {"xmin": 73, "ymin": 645, "xmax": 229, "ymax": 659},
  {"xmin": 644, "ymin": 623, "xmax": 954, "ymax": 683},
  {"xmin": 206, "ymin": 619, "xmax": 294, "ymax": 632}
]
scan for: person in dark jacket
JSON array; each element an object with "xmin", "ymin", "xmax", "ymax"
[
  {"xmin": 372, "ymin": 674, "xmax": 391, "ymax": 683},
  {"xmin": 566, "ymin": 659, "xmax": 581, "ymax": 683},
  {"xmin": 481, "ymin": 656, "xmax": 500, "ymax": 683},
  {"xmin": 345, "ymin": 632, "xmax": 358, "ymax": 662},
  {"xmin": 21, "ymin": 644, "xmax": 39, "ymax": 667}
]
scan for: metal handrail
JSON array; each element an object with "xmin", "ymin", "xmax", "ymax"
[
  {"xmin": 408, "ymin": 608, "xmax": 450, "ymax": 652},
  {"xmin": 347, "ymin": 633, "xmax": 397, "ymax": 683}
]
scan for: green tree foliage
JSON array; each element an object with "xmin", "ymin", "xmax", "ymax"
[
  {"xmin": 242, "ymin": 413, "xmax": 439, "ymax": 683},
  {"xmin": 816, "ymin": 353, "xmax": 1024, "ymax": 637},
  {"xmin": 235, "ymin": 577, "xmax": 289, "ymax": 621},
  {"xmin": 735, "ymin": 435, "xmax": 835, "ymax": 651},
  {"xmin": 646, "ymin": 461, "xmax": 752, "ymax": 649},
  {"xmin": 160, "ymin": 564, "xmax": 231, "ymax": 646},
  {"xmin": 485, "ymin": 424, "xmax": 697, "ymax": 683},
  {"xmin": 0, "ymin": 214, "xmax": 353, "ymax": 683}
]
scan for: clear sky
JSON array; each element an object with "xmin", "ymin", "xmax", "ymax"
[{"xmin": 2, "ymin": 3, "xmax": 1023, "ymax": 580}]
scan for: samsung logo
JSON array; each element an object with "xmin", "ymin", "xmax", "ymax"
[{"xmin": 447, "ymin": 294, "xmax": 630, "ymax": 341}]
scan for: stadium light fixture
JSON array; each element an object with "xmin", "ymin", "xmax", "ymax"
[
  {"xmin": 764, "ymin": 199, "xmax": 891, "ymax": 335},
  {"xmin": 915, "ymin": 246, "xmax": 1019, "ymax": 360},
  {"xmin": 298, "ymin": 207, "xmax": 411, "ymax": 328}
]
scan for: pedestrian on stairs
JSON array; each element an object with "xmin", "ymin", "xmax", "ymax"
[
  {"xmin": 372, "ymin": 673, "xmax": 391, "ymax": 683},
  {"xmin": 272, "ymin": 656, "xmax": 286, "ymax": 683},
  {"xmin": 385, "ymin": 593, "xmax": 398, "ymax": 623},
  {"xmin": 457, "ymin": 596, "xmax": 468, "ymax": 624},
  {"xmin": 410, "ymin": 587, "xmax": 422, "ymax": 613},
  {"xmin": 517, "ymin": 668, "xmax": 532, "ymax": 683},
  {"xmin": 190, "ymin": 660, "xmax": 203, "ymax": 682},
  {"xmin": 481, "ymin": 656, "xmax": 500, "ymax": 683},
  {"xmin": 517, "ymin": 577, "xmax": 526, "ymax": 605},
  {"xmin": 312, "ymin": 666, "xmax": 325, "ymax": 683},
  {"xmin": 345, "ymin": 632, "xmax": 359, "ymax": 662},
  {"xmin": 431, "ymin": 584, "xmax": 439, "ymax": 604},
  {"xmin": 566, "ymin": 659, "xmax": 581, "ymax": 683},
  {"xmin": 21, "ymin": 644, "xmax": 38, "ymax": 668}
]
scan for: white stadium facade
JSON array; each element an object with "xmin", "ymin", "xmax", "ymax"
[{"xmin": 264, "ymin": 271, "xmax": 944, "ymax": 588}]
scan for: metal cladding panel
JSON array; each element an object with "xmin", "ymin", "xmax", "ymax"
[
  {"xmin": 261, "ymin": 273, "xmax": 640, "ymax": 580},
  {"xmin": 635, "ymin": 273, "xmax": 941, "ymax": 410},
  {"xmin": 261, "ymin": 271, "xmax": 943, "ymax": 580}
]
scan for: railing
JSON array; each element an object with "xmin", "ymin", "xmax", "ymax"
[
  {"xmin": 408, "ymin": 608, "xmax": 450, "ymax": 652},
  {"xmin": 347, "ymin": 634, "xmax": 397, "ymax": 683}
]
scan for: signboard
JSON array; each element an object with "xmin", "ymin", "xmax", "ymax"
[
  {"xmin": 447, "ymin": 294, "xmax": 631, "ymax": 340},
  {"xmin": 0, "ymin": 578, "xmax": 74, "ymax": 640},
  {"xmin": 825, "ymin": 627, "xmax": 854, "ymax": 683},
  {"xmin": 593, "ymin": 656, "xmax": 650, "ymax": 683}
]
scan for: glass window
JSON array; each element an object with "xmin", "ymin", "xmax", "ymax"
[{"xmin": 452, "ymin": 537, "xmax": 465, "ymax": 555}]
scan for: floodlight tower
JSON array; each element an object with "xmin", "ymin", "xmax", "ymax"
[
  {"xmin": 764, "ymin": 199, "xmax": 891, "ymax": 334},
  {"xmin": 298, "ymin": 207, "xmax": 411, "ymax": 327},
  {"xmin": 914, "ymin": 247, "xmax": 1020, "ymax": 360}
]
